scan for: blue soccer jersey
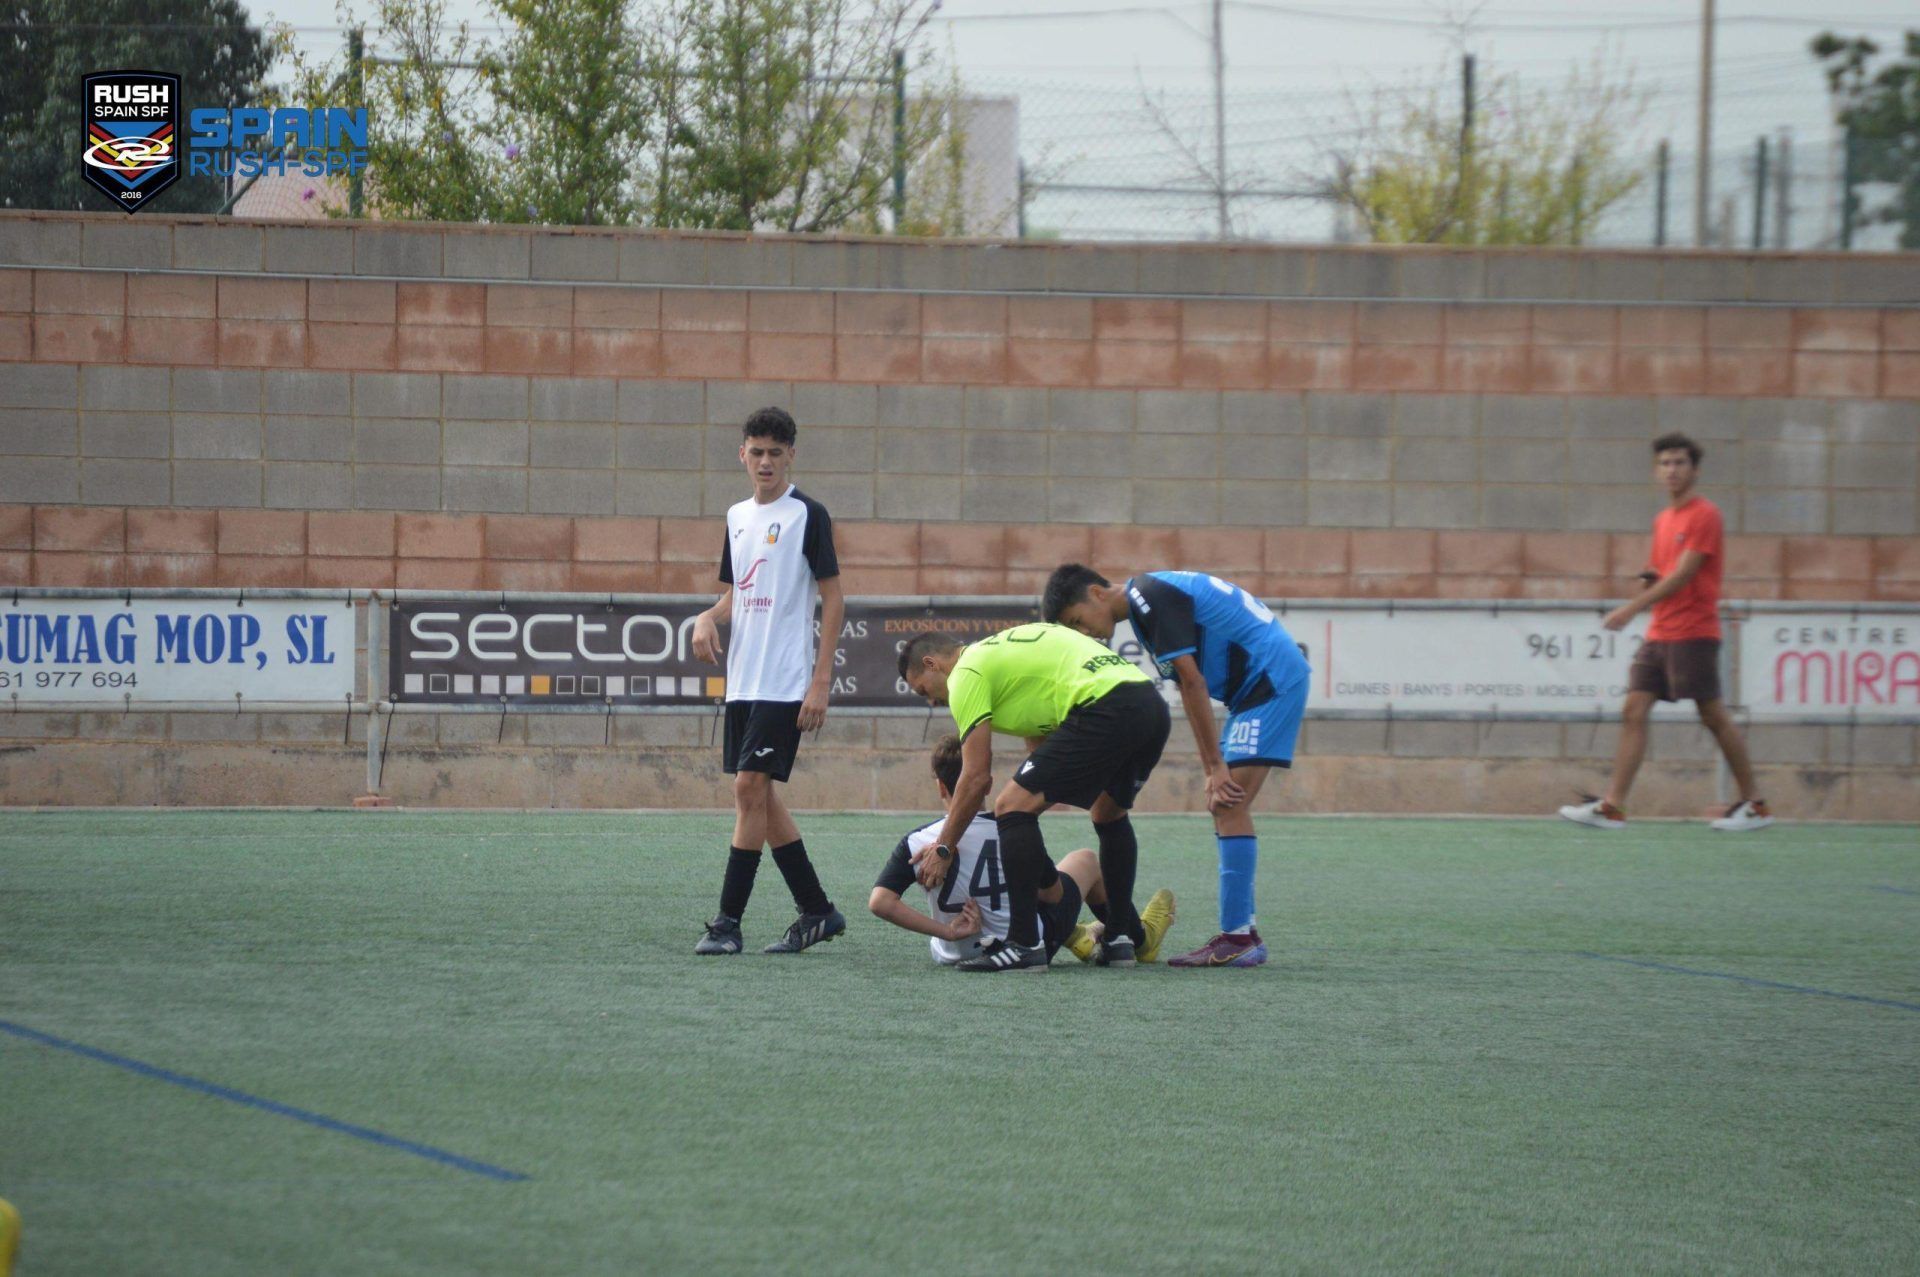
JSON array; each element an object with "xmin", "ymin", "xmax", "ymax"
[{"xmin": 1123, "ymin": 571, "xmax": 1310, "ymax": 711}]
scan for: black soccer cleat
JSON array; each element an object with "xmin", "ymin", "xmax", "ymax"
[
  {"xmin": 695, "ymin": 914, "xmax": 744, "ymax": 955},
  {"xmin": 762, "ymin": 907, "xmax": 847, "ymax": 954},
  {"xmin": 1095, "ymin": 934, "xmax": 1137, "ymax": 968},
  {"xmin": 955, "ymin": 938, "xmax": 1050, "ymax": 973}
]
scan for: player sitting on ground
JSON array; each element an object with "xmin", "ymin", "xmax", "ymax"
[
  {"xmin": 898, "ymin": 623, "xmax": 1172, "ymax": 973},
  {"xmin": 1045, "ymin": 565, "xmax": 1310, "ymax": 969},
  {"xmin": 868, "ymin": 736, "xmax": 1174, "ymax": 966}
]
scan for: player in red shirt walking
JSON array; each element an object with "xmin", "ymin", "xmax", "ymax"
[{"xmin": 1559, "ymin": 433, "xmax": 1773, "ymax": 832}]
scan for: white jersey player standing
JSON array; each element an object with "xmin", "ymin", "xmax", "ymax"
[{"xmin": 690, "ymin": 407, "xmax": 847, "ymax": 957}]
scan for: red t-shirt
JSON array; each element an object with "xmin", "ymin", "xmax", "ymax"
[{"xmin": 1646, "ymin": 496, "xmax": 1723, "ymax": 641}]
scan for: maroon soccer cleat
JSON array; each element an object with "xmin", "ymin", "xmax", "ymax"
[{"xmin": 1167, "ymin": 928, "xmax": 1267, "ymax": 968}]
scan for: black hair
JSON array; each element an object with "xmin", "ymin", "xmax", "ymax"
[
  {"xmin": 1041, "ymin": 563, "xmax": 1110, "ymax": 624},
  {"xmin": 743, "ymin": 406, "xmax": 797, "ymax": 446},
  {"xmin": 897, "ymin": 631, "xmax": 964, "ymax": 679},
  {"xmin": 1651, "ymin": 432, "xmax": 1703, "ymax": 466},
  {"xmin": 930, "ymin": 735, "xmax": 963, "ymax": 793}
]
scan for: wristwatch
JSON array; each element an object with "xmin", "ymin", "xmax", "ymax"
[{"xmin": 934, "ymin": 844, "xmax": 953, "ymax": 861}]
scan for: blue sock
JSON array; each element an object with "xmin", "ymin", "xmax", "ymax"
[{"xmin": 1217, "ymin": 835, "xmax": 1258, "ymax": 933}]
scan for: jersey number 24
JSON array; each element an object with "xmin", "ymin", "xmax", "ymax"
[{"xmin": 936, "ymin": 840, "xmax": 1009, "ymax": 912}]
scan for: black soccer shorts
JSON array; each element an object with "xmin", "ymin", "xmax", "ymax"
[
  {"xmin": 722, "ymin": 699, "xmax": 803, "ymax": 783},
  {"xmin": 1012, "ymin": 681, "xmax": 1171, "ymax": 811}
]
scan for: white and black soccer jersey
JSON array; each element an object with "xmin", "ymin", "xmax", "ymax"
[
  {"xmin": 717, "ymin": 485, "xmax": 838, "ymax": 703},
  {"xmin": 874, "ymin": 813, "xmax": 1011, "ymax": 964}
]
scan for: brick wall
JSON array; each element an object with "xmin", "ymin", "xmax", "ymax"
[
  {"xmin": 4, "ymin": 505, "xmax": 1918, "ymax": 602},
  {"xmin": 3, "ymin": 212, "xmax": 1916, "ymax": 814},
  {"xmin": 1, "ymin": 213, "xmax": 1917, "ymax": 564}
]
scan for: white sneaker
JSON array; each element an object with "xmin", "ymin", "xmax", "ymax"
[
  {"xmin": 1710, "ymin": 799, "xmax": 1774, "ymax": 832},
  {"xmin": 1557, "ymin": 796, "xmax": 1626, "ymax": 830}
]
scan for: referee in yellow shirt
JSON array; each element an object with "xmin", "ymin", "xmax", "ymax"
[{"xmin": 898, "ymin": 623, "xmax": 1171, "ymax": 972}]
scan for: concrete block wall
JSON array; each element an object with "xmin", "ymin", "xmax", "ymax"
[
  {"xmin": 4, "ymin": 504, "xmax": 1918, "ymax": 602},
  {"xmin": 3, "ymin": 212, "xmax": 1916, "ymax": 814},
  {"xmin": 4, "ymin": 708, "xmax": 1916, "ymax": 820}
]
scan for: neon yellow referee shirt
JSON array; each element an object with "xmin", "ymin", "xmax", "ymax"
[{"xmin": 948, "ymin": 622, "xmax": 1150, "ymax": 740}]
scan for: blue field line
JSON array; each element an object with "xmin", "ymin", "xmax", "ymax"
[
  {"xmin": 1873, "ymin": 885, "xmax": 1920, "ymax": 897},
  {"xmin": 0, "ymin": 1019, "xmax": 529, "ymax": 1182},
  {"xmin": 1576, "ymin": 954, "xmax": 1920, "ymax": 1014}
]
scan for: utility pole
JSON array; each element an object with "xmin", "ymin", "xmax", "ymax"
[
  {"xmin": 1751, "ymin": 135, "xmax": 1767, "ymax": 248},
  {"xmin": 1695, "ymin": 0, "xmax": 1714, "ymax": 246},
  {"xmin": 1211, "ymin": 0, "xmax": 1229, "ymax": 240}
]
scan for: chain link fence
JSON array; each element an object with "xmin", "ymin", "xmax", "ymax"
[{"xmin": 954, "ymin": 74, "xmax": 1903, "ymax": 250}]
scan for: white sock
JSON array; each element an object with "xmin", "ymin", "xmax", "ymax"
[{"xmin": 1227, "ymin": 923, "xmax": 1253, "ymax": 936}]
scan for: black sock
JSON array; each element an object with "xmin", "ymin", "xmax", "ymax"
[
  {"xmin": 1084, "ymin": 897, "xmax": 1111, "ymax": 925},
  {"xmin": 996, "ymin": 810, "xmax": 1046, "ymax": 947},
  {"xmin": 1095, "ymin": 815, "xmax": 1143, "ymax": 945},
  {"xmin": 719, "ymin": 846, "xmax": 759, "ymax": 920},
  {"xmin": 770, "ymin": 839, "xmax": 832, "ymax": 915}
]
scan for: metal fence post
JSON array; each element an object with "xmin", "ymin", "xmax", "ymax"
[
  {"xmin": 365, "ymin": 593, "xmax": 383, "ymax": 797},
  {"xmin": 890, "ymin": 48, "xmax": 907, "ymax": 232},
  {"xmin": 1654, "ymin": 139, "xmax": 1669, "ymax": 246},
  {"xmin": 1840, "ymin": 124, "xmax": 1857, "ymax": 250},
  {"xmin": 348, "ymin": 27, "xmax": 365, "ymax": 219}
]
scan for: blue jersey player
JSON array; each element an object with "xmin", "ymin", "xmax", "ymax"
[{"xmin": 1044, "ymin": 564, "xmax": 1310, "ymax": 968}]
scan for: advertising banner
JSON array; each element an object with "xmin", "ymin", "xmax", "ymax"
[
  {"xmin": 1737, "ymin": 612, "xmax": 1919, "ymax": 718},
  {"xmin": 387, "ymin": 598, "xmax": 1039, "ymax": 708},
  {"xmin": 391, "ymin": 597, "xmax": 1700, "ymax": 719},
  {"xmin": 1, "ymin": 596, "xmax": 355, "ymax": 703},
  {"xmin": 1196, "ymin": 606, "xmax": 1662, "ymax": 716}
]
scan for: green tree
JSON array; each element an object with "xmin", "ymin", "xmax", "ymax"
[
  {"xmin": 1813, "ymin": 30, "xmax": 1920, "ymax": 249},
  {"xmin": 863, "ymin": 58, "xmax": 995, "ymax": 237},
  {"xmin": 288, "ymin": 0, "xmax": 646, "ymax": 224},
  {"xmin": 1323, "ymin": 58, "xmax": 1646, "ymax": 245},
  {"xmin": 652, "ymin": 0, "xmax": 940, "ymax": 232},
  {"xmin": 0, "ymin": 0, "xmax": 274, "ymax": 212},
  {"xmin": 480, "ymin": 0, "xmax": 645, "ymax": 225},
  {"xmin": 299, "ymin": 0, "xmax": 949, "ymax": 231},
  {"xmin": 284, "ymin": 0, "xmax": 499, "ymax": 222}
]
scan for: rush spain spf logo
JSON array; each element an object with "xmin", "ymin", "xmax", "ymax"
[{"xmin": 83, "ymin": 70, "xmax": 181, "ymax": 213}]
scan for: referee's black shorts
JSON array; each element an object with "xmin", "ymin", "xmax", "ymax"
[{"xmin": 1013, "ymin": 681, "xmax": 1170, "ymax": 812}]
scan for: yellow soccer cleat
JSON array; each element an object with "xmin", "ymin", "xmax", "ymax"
[
  {"xmin": 1066, "ymin": 920, "xmax": 1103, "ymax": 963},
  {"xmin": 0, "ymin": 1196, "xmax": 19, "ymax": 1277},
  {"xmin": 1138, "ymin": 888, "xmax": 1176, "ymax": 963}
]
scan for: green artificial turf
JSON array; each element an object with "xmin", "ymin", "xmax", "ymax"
[{"xmin": 1, "ymin": 811, "xmax": 1916, "ymax": 1275}]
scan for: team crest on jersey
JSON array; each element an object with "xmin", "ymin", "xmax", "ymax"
[
  {"xmin": 764, "ymin": 522, "xmax": 781, "ymax": 545},
  {"xmin": 82, "ymin": 70, "xmax": 182, "ymax": 213}
]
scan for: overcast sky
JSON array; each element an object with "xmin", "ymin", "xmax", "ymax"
[{"xmin": 254, "ymin": 1, "xmax": 1918, "ymax": 244}]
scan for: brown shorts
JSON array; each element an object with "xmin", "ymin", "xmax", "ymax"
[{"xmin": 1628, "ymin": 639, "xmax": 1722, "ymax": 703}]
